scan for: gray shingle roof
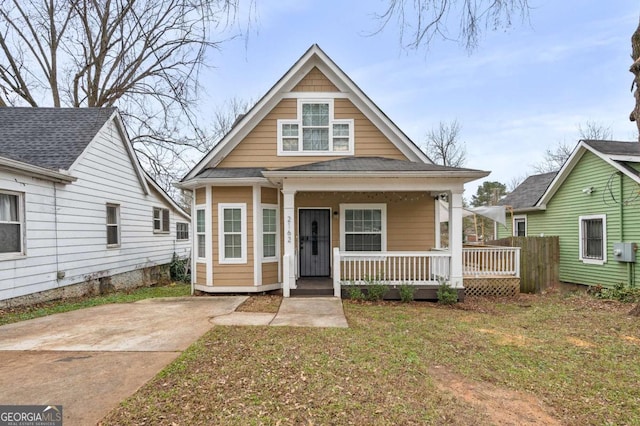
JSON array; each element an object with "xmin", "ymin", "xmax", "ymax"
[
  {"xmin": 499, "ymin": 172, "xmax": 556, "ymax": 210},
  {"xmin": 0, "ymin": 107, "xmax": 116, "ymax": 170},
  {"xmin": 195, "ymin": 167, "xmax": 266, "ymax": 179},
  {"xmin": 273, "ymin": 156, "xmax": 483, "ymax": 173},
  {"xmin": 582, "ymin": 139, "xmax": 640, "ymax": 156}
]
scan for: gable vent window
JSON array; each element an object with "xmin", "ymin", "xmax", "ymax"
[
  {"xmin": 278, "ymin": 99, "xmax": 353, "ymax": 156},
  {"xmin": 153, "ymin": 207, "xmax": 170, "ymax": 233}
]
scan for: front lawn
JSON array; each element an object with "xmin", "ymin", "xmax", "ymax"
[{"xmin": 102, "ymin": 293, "xmax": 640, "ymax": 425}]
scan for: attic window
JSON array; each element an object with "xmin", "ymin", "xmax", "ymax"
[{"xmin": 277, "ymin": 99, "xmax": 353, "ymax": 156}]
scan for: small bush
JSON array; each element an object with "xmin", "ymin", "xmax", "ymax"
[
  {"xmin": 169, "ymin": 253, "xmax": 190, "ymax": 283},
  {"xmin": 437, "ymin": 281, "xmax": 458, "ymax": 305},
  {"xmin": 347, "ymin": 286, "xmax": 365, "ymax": 301},
  {"xmin": 398, "ymin": 284, "xmax": 415, "ymax": 303},
  {"xmin": 366, "ymin": 282, "xmax": 389, "ymax": 301},
  {"xmin": 591, "ymin": 282, "xmax": 640, "ymax": 303}
]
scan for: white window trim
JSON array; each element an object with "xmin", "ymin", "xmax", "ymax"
[
  {"xmin": 579, "ymin": 214, "xmax": 607, "ymax": 265},
  {"xmin": 513, "ymin": 215, "xmax": 527, "ymax": 237},
  {"xmin": 106, "ymin": 203, "xmax": 120, "ymax": 248},
  {"xmin": 261, "ymin": 204, "xmax": 279, "ymax": 263},
  {"xmin": 195, "ymin": 205, "xmax": 206, "ymax": 262},
  {"xmin": 153, "ymin": 207, "xmax": 170, "ymax": 233},
  {"xmin": 218, "ymin": 203, "xmax": 247, "ymax": 264},
  {"xmin": 176, "ymin": 222, "xmax": 189, "ymax": 241},
  {"xmin": 277, "ymin": 98, "xmax": 355, "ymax": 156},
  {"xmin": 339, "ymin": 203, "xmax": 387, "ymax": 252},
  {"xmin": 0, "ymin": 189, "xmax": 25, "ymax": 258}
]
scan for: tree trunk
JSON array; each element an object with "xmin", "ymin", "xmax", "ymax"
[{"xmin": 630, "ymin": 20, "xmax": 640, "ymax": 141}]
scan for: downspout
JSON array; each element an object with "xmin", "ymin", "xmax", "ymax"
[
  {"xmin": 618, "ymin": 173, "xmax": 635, "ymax": 287},
  {"xmin": 54, "ymin": 182, "xmax": 61, "ymax": 284}
]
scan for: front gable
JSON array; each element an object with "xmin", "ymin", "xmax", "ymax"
[{"xmin": 184, "ymin": 44, "xmax": 429, "ymax": 180}]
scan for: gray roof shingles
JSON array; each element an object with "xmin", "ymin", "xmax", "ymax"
[
  {"xmin": 499, "ymin": 172, "xmax": 556, "ymax": 210},
  {"xmin": 272, "ymin": 156, "xmax": 484, "ymax": 173},
  {"xmin": 195, "ymin": 167, "xmax": 266, "ymax": 179},
  {"xmin": 582, "ymin": 139, "xmax": 640, "ymax": 156},
  {"xmin": 0, "ymin": 107, "xmax": 116, "ymax": 171}
]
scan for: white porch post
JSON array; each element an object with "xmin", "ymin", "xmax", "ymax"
[
  {"xmin": 282, "ymin": 189, "xmax": 296, "ymax": 297},
  {"xmin": 449, "ymin": 191, "xmax": 464, "ymax": 288}
]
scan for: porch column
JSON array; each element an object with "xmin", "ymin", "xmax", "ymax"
[
  {"xmin": 282, "ymin": 189, "xmax": 296, "ymax": 297},
  {"xmin": 449, "ymin": 191, "xmax": 464, "ymax": 288}
]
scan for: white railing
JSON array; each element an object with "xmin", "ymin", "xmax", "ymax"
[
  {"xmin": 333, "ymin": 248, "xmax": 451, "ymax": 295},
  {"xmin": 462, "ymin": 246, "xmax": 520, "ymax": 277}
]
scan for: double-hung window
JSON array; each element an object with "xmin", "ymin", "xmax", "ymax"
[
  {"xmin": 513, "ymin": 216, "xmax": 527, "ymax": 237},
  {"xmin": 340, "ymin": 204, "xmax": 386, "ymax": 252},
  {"xmin": 106, "ymin": 204, "xmax": 120, "ymax": 247},
  {"xmin": 0, "ymin": 190, "xmax": 24, "ymax": 255},
  {"xmin": 262, "ymin": 206, "xmax": 278, "ymax": 260},
  {"xmin": 219, "ymin": 203, "xmax": 247, "ymax": 264},
  {"xmin": 579, "ymin": 214, "xmax": 606, "ymax": 264},
  {"xmin": 176, "ymin": 222, "xmax": 189, "ymax": 240},
  {"xmin": 196, "ymin": 209, "xmax": 206, "ymax": 259},
  {"xmin": 153, "ymin": 207, "xmax": 170, "ymax": 233},
  {"xmin": 278, "ymin": 99, "xmax": 354, "ymax": 155}
]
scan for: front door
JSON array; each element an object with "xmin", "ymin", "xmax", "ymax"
[{"xmin": 299, "ymin": 209, "xmax": 331, "ymax": 277}]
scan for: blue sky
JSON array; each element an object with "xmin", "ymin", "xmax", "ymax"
[{"xmin": 199, "ymin": 1, "xmax": 639, "ymax": 198}]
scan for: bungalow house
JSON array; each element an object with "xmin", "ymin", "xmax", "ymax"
[
  {"xmin": 0, "ymin": 108, "xmax": 191, "ymax": 306},
  {"xmin": 178, "ymin": 44, "xmax": 490, "ymax": 298},
  {"xmin": 498, "ymin": 140, "xmax": 640, "ymax": 288}
]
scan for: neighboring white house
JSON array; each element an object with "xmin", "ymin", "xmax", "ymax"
[{"xmin": 0, "ymin": 108, "xmax": 190, "ymax": 306}]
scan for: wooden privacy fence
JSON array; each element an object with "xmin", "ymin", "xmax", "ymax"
[{"xmin": 487, "ymin": 236, "xmax": 560, "ymax": 293}]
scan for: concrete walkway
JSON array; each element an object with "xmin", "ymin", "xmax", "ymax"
[
  {"xmin": 211, "ymin": 297, "xmax": 349, "ymax": 328},
  {"xmin": 0, "ymin": 296, "xmax": 246, "ymax": 426}
]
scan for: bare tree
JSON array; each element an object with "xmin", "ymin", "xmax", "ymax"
[
  {"xmin": 630, "ymin": 19, "xmax": 640, "ymax": 141},
  {"xmin": 578, "ymin": 120, "xmax": 612, "ymax": 140},
  {"xmin": 507, "ymin": 174, "xmax": 526, "ymax": 192},
  {"xmin": 0, "ymin": 0, "xmax": 249, "ymax": 191},
  {"xmin": 374, "ymin": 0, "xmax": 531, "ymax": 52},
  {"xmin": 425, "ymin": 119, "xmax": 466, "ymax": 167}
]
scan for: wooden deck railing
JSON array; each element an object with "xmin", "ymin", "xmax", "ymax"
[{"xmin": 462, "ymin": 246, "xmax": 520, "ymax": 277}]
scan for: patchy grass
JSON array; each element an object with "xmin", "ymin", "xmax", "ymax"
[
  {"xmin": 0, "ymin": 283, "xmax": 190, "ymax": 326},
  {"xmin": 235, "ymin": 294, "xmax": 282, "ymax": 313},
  {"xmin": 102, "ymin": 293, "xmax": 640, "ymax": 425}
]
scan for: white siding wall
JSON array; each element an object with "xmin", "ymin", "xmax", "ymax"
[{"xmin": 0, "ymin": 118, "xmax": 190, "ymax": 301}]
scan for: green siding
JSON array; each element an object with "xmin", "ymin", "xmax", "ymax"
[{"xmin": 501, "ymin": 152, "xmax": 640, "ymax": 288}]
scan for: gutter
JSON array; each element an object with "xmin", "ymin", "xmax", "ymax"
[{"xmin": 0, "ymin": 157, "xmax": 76, "ymax": 184}]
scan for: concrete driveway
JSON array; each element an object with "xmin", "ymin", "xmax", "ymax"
[{"xmin": 0, "ymin": 296, "xmax": 246, "ymax": 426}]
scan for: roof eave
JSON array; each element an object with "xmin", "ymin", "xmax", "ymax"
[
  {"xmin": 0, "ymin": 156, "xmax": 77, "ymax": 183},
  {"xmin": 176, "ymin": 177, "xmax": 272, "ymax": 189},
  {"xmin": 262, "ymin": 170, "xmax": 490, "ymax": 180}
]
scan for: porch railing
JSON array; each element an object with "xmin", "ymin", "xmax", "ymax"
[
  {"xmin": 333, "ymin": 248, "xmax": 451, "ymax": 296},
  {"xmin": 462, "ymin": 246, "xmax": 520, "ymax": 277}
]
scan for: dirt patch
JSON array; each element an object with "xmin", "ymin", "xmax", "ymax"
[
  {"xmin": 429, "ymin": 365, "xmax": 561, "ymax": 426},
  {"xmin": 235, "ymin": 294, "xmax": 282, "ymax": 313}
]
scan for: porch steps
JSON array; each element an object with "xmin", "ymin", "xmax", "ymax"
[{"xmin": 290, "ymin": 288, "xmax": 334, "ymax": 297}]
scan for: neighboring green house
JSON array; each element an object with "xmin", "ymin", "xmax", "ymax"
[{"xmin": 498, "ymin": 140, "xmax": 640, "ymax": 288}]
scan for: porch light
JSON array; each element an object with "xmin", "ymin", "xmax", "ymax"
[{"xmin": 333, "ymin": 210, "xmax": 339, "ymax": 219}]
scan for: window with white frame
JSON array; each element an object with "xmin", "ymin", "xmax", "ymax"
[
  {"xmin": 176, "ymin": 222, "xmax": 189, "ymax": 240},
  {"xmin": 196, "ymin": 208, "xmax": 206, "ymax": 259},
  {"xmin": 513, "ymin": 216, "xmax": 527, "ymax": 237},
  {"xmin": 106, "ymin": 204, "xmax": 120, "ymax": 247},
  {"xmin": 153, "ymin": 207, "xmax": 170, "ymax": 233},
  {"xmin": 219, "ymin": 204, "xmax": 247, "ymax": 263},
  {"xmin": 0, "ymin": 190, "xmax": 24, "ymax": 255},
  {"xmin": 579, "ymin": 214, "xmax": 606, "ymax": 264},
  {"xmin": 278, "ymin": 99, "xmax": 353, "ymax": 155},
  {"xmin": 262, "ymin": 206, "xmax": 278, "ymax": 260},
  {"xmin": 340, "ymin": 204, "xmax": 386, "ymax": 252}
]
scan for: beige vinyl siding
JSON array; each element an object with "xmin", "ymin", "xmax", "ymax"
[
  {"xmin": 292, "ymin": 66, "xmax": 339, "ymax": 92},
  {"xmin": 262, "ymin": 262, "xmax": 279, "ymax": 285},
  {"xmin": 195, "ymin": 188, "xmax": 206, "ymax": 205},
  {"xmin": 261, "ymin": 187, "xmax": 278, "ymax": 205},
  {"xmin": 212, "ymin": 186, "xmax": 253, "ymax": 286},
  {"xmin": 295, "ymin": 192, "xmax": 434, "ymax": 251},
  {"xmin": 217, "ymin": 99, "xmax": 406, "ymax": 168},
  {"xmin": 521, "ymin": 152, "xmax": 639, "ymax": 288},
  {"xmin": 196, "ymin": 263, "xmax": 207, "ymax": 285}
]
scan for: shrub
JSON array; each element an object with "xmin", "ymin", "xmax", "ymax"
[
  {"xmin": 398, "ymin": 284, "xmax": 415, "ymax": 303},
  {"xmin": 437, "ymin": 281, "xmax": 458, "ymax": 305},
  {"xmin": 366, "ymin": 282, "xmax": 389, "ymax": 301},
  {"xmin": 169, "ymin": 253, "xmax": 190, "ymax": 283},
  {"xmin": 591, "ymin": 282, "xmax": 640, "ymax": 303},
  {"xmin": 347, "ymin": 286, "xmax": 365, "ymax": 301}
]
